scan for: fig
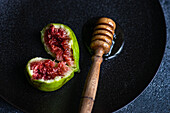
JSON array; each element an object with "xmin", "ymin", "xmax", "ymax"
[{"xmin": 26, "ymin": 23, "xmax": 79, "ymax": 92}]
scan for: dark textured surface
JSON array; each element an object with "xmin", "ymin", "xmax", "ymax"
[
  {"xmin": 115, "ymin": 0, "xmax": 170, "ymax": 112},
  {"xmin": 0, "ymin": 0, "xmax": 169, "ymax": 113}
]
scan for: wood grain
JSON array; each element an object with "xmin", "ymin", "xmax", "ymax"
[{"xmin": 79, "ymin": 48, "xmax": 104, "ymax": 113}]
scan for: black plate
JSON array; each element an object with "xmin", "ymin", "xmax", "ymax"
[{"xmin": 0, "ymin": 0, "xmax": 166, "ymax": 113}]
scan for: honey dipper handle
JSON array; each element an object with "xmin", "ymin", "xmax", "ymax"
[{"xmin": 80, "ymin": 48, "xmax": 104, "ymax": 113}]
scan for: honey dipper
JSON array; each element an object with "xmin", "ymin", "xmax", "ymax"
[{"xmin": 80, "ymin": 17, "xmax": 116, "ymax": 113}]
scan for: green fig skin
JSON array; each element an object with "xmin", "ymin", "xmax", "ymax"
[{"xmin": 26, "ymin": 23, "xmax": 80, "ymax": 92}]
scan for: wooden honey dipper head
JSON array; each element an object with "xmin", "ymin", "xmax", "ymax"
[{"xmin": 90, "ymin": 17, "xmax": 116, "ymax": 56}]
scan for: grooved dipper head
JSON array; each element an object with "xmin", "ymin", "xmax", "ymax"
[{"xmin": 90, "ymin": 17, "xmax": 116, "ymax": 54}]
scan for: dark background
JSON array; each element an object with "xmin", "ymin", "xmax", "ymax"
[{"xmin": 0, "ymin": 0, "xmax": 169, "ymax": 113}]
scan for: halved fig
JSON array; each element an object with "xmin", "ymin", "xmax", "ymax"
[
  {"xmin": 41, "ymin": 23, "xmax": 79, "ymax": 71},
  {"xmin": 26, "ymin": 23, "xmax": 79, "ymax": 92}
]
